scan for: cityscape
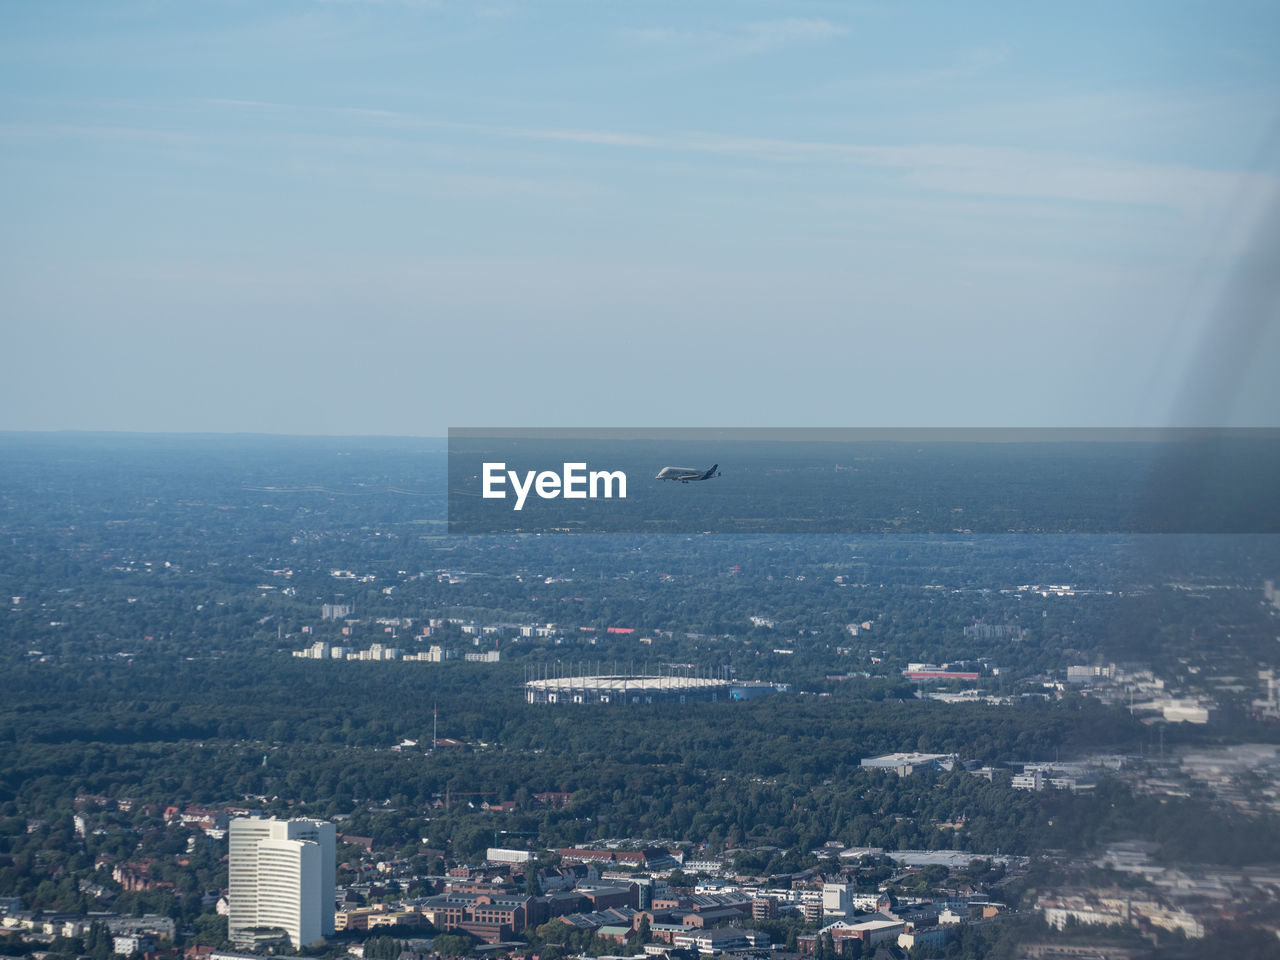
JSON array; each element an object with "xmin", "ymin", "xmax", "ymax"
[
  {"xmin": 3, "ymin": 2, "xmax": 1279, "ymax": 960},
  {"xmin": 2, "ymin": 435, "xmax": 1280, "ymax": 960}
]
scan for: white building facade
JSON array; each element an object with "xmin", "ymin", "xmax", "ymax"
[{"xmin": 229, "ymin": 817, "xmax": 335, "ymax": 950}]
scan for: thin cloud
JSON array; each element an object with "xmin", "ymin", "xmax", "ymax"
[
  {"xmin": 206, "ymin": 98, "xmax": 284, "ymax": 109},
  {"xmin": 795, "ymin": 45, "xmax": 1009, "ymax": 101},
  {"xmin": 311, "ymin": 0, "xmax": 443, "ymax": 7},
  {"xmin": 628, "ymin": 18, "xmax": 848, "ymax": 59},
  {"xmin": 36, "ymin": 96, "xmax": 1274, "ymax": 219},
  {"xmin": 740, "ymin": 18, "xmax": 849, "ymax": 47},
  {"xmin": 0, "ymin": 122, "xmax": 193, "ymax": 146},
  {"xmin": 895, "ymin": 44, "xmax": 1009, "ymax": 87},
  {"xmin": 465, "ymin": 122, "xmax": 1272, "ymax": 218}
]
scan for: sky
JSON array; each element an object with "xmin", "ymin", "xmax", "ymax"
[{"xmin": 2, "ymin": 0, "xmax": 1278, "ymax": 436}]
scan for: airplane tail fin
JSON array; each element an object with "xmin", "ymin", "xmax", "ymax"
[{"xmin": 703, "ymin": 464, "xmax": 719, "ymax": 480}]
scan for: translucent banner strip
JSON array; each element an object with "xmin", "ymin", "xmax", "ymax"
[{"xmin": 447, "ymin": 428, "xmax": 1280, "ymax": 534}]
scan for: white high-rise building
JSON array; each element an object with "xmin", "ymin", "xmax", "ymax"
[
  {"xmin": 823, "ymin": 882, "xmax": 855, "ymax": 917},
  {"xmin": 229, "ymin": 817, "xmax": 335, "ymax": 950}
]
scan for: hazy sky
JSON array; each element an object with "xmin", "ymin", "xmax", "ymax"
[{"xmin": 2, "ymin": 1, "xmax": 1278, "ymax": 435}]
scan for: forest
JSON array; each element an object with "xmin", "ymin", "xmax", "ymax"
[{"xmin": 2, "ymin": 433, "xmax": 1279, "ymax": 955}]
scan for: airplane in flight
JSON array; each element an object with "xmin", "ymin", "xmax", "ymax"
[{"xmin": 655, "ymin": 464, "xmax": 720, "ymax": 483}]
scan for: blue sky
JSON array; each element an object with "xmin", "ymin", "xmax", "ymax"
[{"xmin": 2, "ymin": 0, "xmax": 1277, "ymax": 435}]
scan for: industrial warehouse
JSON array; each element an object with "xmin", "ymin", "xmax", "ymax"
[{"xmin": 523, "ymin": 669, "xmax": 789, "ymax": 705}]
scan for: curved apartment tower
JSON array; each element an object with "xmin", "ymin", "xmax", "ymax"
[{"xmin": 229, "ymin": 817, "xmax": 336, "ymax": 950}]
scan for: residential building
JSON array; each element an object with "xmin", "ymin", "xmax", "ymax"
[
  {"xmin": 671, "ymin": 927, "xmax": 768, "ymax": 955},
  {"xmin": 228, "ymin": 817, "xmax": 335, "ymax": 950}
]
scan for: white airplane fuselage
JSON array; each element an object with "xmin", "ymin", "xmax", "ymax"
[{"xmin": 655, "ymin": 464, "xmax": 720, "ymax": 482}]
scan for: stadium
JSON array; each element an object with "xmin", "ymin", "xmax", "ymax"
[{"xmin": 523, "ymin": 671, "xmax": 788, "ymax": 705}]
